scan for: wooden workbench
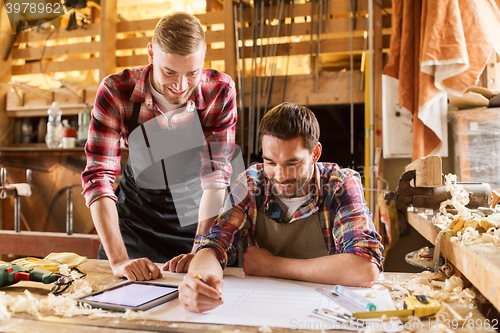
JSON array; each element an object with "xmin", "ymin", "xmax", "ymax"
[
  {"xmin": 0, "ymin": 260, "xmax": 496, "ymax": 333},
  {"xmin": 408, "ymin": 210, "xmax": 500, "ymax": 313}
]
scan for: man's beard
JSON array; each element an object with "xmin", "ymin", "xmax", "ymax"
[
  {"xmin": 164, "ymin": 86, "xmax": 194, "ymax": 105},
  {"xmin": 150, "ymin": 70, "xmax": 195, "ymax": 106},
  {"xmin": 269, "ymin": 168, "xmax": 314, "ymax": 198}
]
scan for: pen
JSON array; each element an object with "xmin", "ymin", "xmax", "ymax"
[
  {"xmin": 194, "ymin": 274, "xmax": 224, "ymax": 303},
  {"xmin": 333, "ymin": 285, "xmax": 376, "ymax": 312}
]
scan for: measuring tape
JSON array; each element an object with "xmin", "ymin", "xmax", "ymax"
[{"xmin": 352, "ymin": 295, "xmax": 441, "ymax": 320}]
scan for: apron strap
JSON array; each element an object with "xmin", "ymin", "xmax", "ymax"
[{"xmin": 129, "ymin": 102, "xmax": 142, "ymax": 133}]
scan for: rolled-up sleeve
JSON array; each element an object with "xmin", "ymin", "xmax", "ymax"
[
  {"xmin": 200, "ymin": 80, "xmax": 237, "ymax": 190},
  {"xmin": 197, "ymin": 170, "xmax": 257, "ymax": 268},
  {"xmin": 81, "ymin": 79, "xmax": 123, "ymax": 207},
  {"xmin": 332, "ymin": 173, "xmax": 384, "ymax": 271}
]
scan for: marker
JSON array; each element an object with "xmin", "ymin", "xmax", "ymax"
[
  {"xmin": 194, "ymin": 274, "xmax": 224, "ymax": 303},
  {"xmin": 333, "ymin": 285, "xmax": 376, "ymax": 312}
]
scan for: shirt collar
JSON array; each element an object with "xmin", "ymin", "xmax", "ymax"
[{"xmin": 189, "ymin": 71, "xmax": 207, "ymax": 110}]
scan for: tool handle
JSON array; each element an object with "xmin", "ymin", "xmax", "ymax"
[{"xmin": 28, "ymin": 268, "xmax": 59, "ymax": 284}]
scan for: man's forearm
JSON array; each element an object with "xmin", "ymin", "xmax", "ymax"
[
  {"xmin": 193, "ymin": 188, "xmax": 226, "ymax": 252},
  {"xmin": 252, "ymin": 252, "xmax": 379, "ymax": 287},
  {"xmin": 90, "ymin": 197, "xmax": 129, "ymax": 266},
  {"xmin": 188, "ymin": 248, "xmax": 223, "ymax": 278}
]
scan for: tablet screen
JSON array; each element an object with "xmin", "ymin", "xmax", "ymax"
[{"xmin": 83, "ymin": 283, "xmax": 177, "ymax": 307}]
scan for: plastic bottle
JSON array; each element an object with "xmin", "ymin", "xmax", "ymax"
[
  {"xmin": 46, "ymin": 102, "xmax": 63, "ymax": 148},
  {"xmin": 77, "ymin": 103, "xmax": 91, "ymax": 147}
]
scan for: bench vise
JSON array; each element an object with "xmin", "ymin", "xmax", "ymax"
[{"xmin": 384, "ymin": 169, "xmax": 492, "ymax": 212}]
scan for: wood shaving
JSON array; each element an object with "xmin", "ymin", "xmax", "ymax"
[
  {"xmin": 431, "ymin": 174, "xmax": 500, "ymax": 246},
  {"xmin": 258, "ymin": 325, "xmax": 273, "ymax": 333},
  {"xmin": 436, "ymin": 302, "xmax": 472, "ymax": 326},
  {"xmin": 0, "ymin": 292, "xmax": 12, "ymax": 320},
  {"xmin": 406, "ymin": 315, "xmax": 421, "ymax": 332},
  {"xmin": 364, "ymin": 290, "xmax": 378, "ymax": 298},
  {"xmin": 440, "ymin": 263, "xmax": 454, "ymax": 277},
  {"xmin": 372, "ymin": 280, "xmax": 410, "ymax": 299},
  {"xmin": 0, "ymin": 288, "xmax": 149, "ymax": 320},
  {"xmin": 405, "ymin": 272, "xmax": 476, "ymax": 308},
  {"xmin": 374, "ymin": 270, "xmax": 475, "ymax": 309}
]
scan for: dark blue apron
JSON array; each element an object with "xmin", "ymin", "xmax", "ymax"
[{"xmin": 98, "ymin": 102, "xmax": 205, "ymax": 263}]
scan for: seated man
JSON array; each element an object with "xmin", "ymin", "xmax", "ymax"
[{"xmin": 177, "ymin": 102, "xmax": 384, "ymax": 313}]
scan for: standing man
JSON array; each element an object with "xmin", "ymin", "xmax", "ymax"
[
  {"xmin": 81, "ymin": 12, "xmax": 237, "ymax": 281},
  {"xmin": 178, "ymin": 102, "xmax": 384, "ymax": 313}
]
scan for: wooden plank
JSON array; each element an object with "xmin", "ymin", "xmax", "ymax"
[
  {"xmin": 12, "ymin": 58, "xmax": 99, "ymax": 76},
  {"xmin": 408, "ymin": 211, "xmax": 500, "ymax": 312},
  {"xmin": 0, "ymin": 7, "xmax": 13, "ymax": 148},
  {"xmin": 0, "ymin": 230, "xmax": 100, "ymax": 258},
  {"xmin": 116, "ymin": 34, "xmax": 387, "ymax": 66},
  {"xmin": 205, "ymin": 29, "xmax": 225, "ymax": 45},
  {"xmin": 99, "ymin": 0, "xmax": 117, "ymax": 81},
  {"xmin": 239, "ymin": 17, "xmax": 370, "ymax": 42},
  {"xmin": 12, "ymin": 42, "xmax": 100, "ymax": 60},
  {"xmin": 116, "ymin": 17, "xmax": 158, "ymax": 33},
  {"xmin": 243, "ymin": 71, "xmax": 364, "ymax": 107},
  {"xmin": 240, "ymin": 1, "xmax": 366, "ymax": 22},
  {"xmin": 223, "ymin": 0, "xmax": 236, "ymax": 81},
  {"xmin": 198, "ymin": 11, "xmax": 225, "ymax": 26},
  {"xmin": 407, "ymin": 211, "xmax": 440, "ymax": 244},
  {"xmin": 405, "ymin": 155, "xmax": 443, "ymax": 187},
  {"xmin": 241, "ymin": 37, "xmax": 366, "ymax": 59},
  {"xmin": 116, "ymin": 54, "xmax": 148, "ymax": 68},
  {"xmin": 14, "ymin": 24, "xmax": 101, "ymax": 44},
  {"xmin": 116, "ymin": 30, "xmax": 226, "ymax": 51},
  {"xmin": 6, "ymin": 104, "xmax": 89, "ymax": 118},
  {"xmin": 115, "ymin": 13, "xmax": 226, "ymax": 34},
  {"xmin": 116, "ymin": 36, "xmax": 151, "ymax": 50}
]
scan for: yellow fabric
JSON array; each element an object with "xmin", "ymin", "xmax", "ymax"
[{"xmin": 11, "ymin": 252, "xmax": 87, "ymax": 272}]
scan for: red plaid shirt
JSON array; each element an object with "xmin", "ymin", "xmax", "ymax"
[{"xmin": 81, "ymin": 64, "xmax": 237, "ymax": 207}]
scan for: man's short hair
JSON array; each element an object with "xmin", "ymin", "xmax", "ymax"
[
  {"xmin": 258, "ymin": 102, "xmax": 320, "ymax": 152},
  {"xmin": 152, "ymin": 12, "xmax": 205, "ymax": 56}
]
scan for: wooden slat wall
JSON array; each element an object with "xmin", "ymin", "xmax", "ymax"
[{"xmin": 10, "ymin": 0, "xmax": 391, "ymax": 81}]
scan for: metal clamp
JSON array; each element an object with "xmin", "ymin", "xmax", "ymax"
[{"xmin": 0, "ymin": 167, "xmax": 32, "ymax": 232}]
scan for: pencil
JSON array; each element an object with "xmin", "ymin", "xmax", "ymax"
[{"xmin": 194, "ymin": 274, "xmax": 224, "ymax": 303}]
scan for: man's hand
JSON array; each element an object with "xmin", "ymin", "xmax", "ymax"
[
  {"xmin": 243, "ymin": 246, "xmax": 276, "ymax": 277},
  {"xmin": 111, "ymin": 258, "xmax": 162, "ymax": 281},
  {"xmin": 163, "ymin": 253, "xmax": 194, "ymax": 273},
  {"xmin": 178, "ymin": 273, "xmax": 224, "ymax": 313}
]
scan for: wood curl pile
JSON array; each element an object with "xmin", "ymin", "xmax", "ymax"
[
  {"xmin": 375, "ymin": 264, "xmax": 476, "ymax": 310},
  {"xmin": 431, "ymin": 174, "xmax": 500, "ymax": 246},
  {"xmin": 0, "ymin": 264, "xmax": 149, "ymax": 321},
  {"xmin": 0, "ymin": 289, "xmax": 149, "ymax": 320}
]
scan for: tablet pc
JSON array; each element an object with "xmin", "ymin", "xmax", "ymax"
[{"xmin": 77, "ymin": 280, "xmax": 179, "ymax": 312}]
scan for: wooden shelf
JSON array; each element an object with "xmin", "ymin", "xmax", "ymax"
[
  {"xmin": 6, "ymin": 103, "xmax": 88, "ymax": 118},
  {"xmin": 408, "ymin": 210, "xmax": 500, "ymax": 311}
]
